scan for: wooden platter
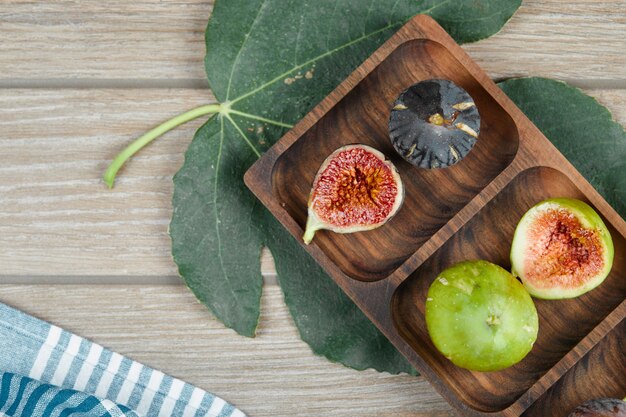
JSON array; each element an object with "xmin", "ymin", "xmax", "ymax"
[{"xmin": 244, "ymin": 14, "xmax": 626, "ymax": 417}]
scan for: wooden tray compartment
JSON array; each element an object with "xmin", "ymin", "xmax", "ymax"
[
  {"xmin": 391, "ymin": 166, "xmax": 626, "ymax": 412},
  {"xmin": 245, "ymin": 14, "xmax": 626, "ymax": 416},
  {"xmin": 522, "ymin": 314, "xmax": 626, "ymax": 416},
  {"xmin": 271, "ymin": 38, "xmax": 518, "ymax": 282}
]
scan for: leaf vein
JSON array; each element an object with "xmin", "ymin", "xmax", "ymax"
[
  {"xmin": 388, "ymin": 0, "xmax": 402, "ymax": 21},
  {"xmin": 325, "ymin": 0, "xmax": 341, "ymax": 54},
  {"xmin": 229, "ymin": 109, "xmax": 294, "ymax": 129},
  {"xmin": 213, "ymin": 117, "xmax": 230, "ymax": 288},
  {"xmin": 420, "ymin": 0, "xmax": 454, "ymax": 15},
  {"xmin": 225, "ymin": 0, "xmax": 268, "ymax": 100},
  {"xmin": 230, "ymin": 20, "xmax": 403, "ymax": 106},
  {"xmin": 293, "ymin": 12, "xmax": 305, "ymax": 65},
  {"xmin": 362, "ymin": 0, "xmax": 376, "ymax": 36},
  {"xmin": 225, "ymin": 114, "xmax": 262, "ymax": 158}
]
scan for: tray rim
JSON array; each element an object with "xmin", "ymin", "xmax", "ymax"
[
  {"xmin": 389, "ymin": 163, "xmax": 626, "ymax": 412},
  {"xmin": 244, "ymin": 14, "xmax": 626, "ymax": 417}
]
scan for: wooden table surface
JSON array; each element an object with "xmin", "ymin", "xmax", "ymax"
[{"xmin": 0, "ymin": 2, "xmax": 624, "ymax": 416}]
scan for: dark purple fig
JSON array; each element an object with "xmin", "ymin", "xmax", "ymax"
[
  {"xmin": 303, "ymin": 144, "xmax": 404, "ymax": 244},
  {"xmin": 388, "ymin": 79, "xmax": 480, "ymax": 168},
  {"xmin": 568, "ymin": 398, "xmax": 626, "ymax": 417}
]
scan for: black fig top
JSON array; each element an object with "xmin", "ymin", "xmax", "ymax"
[{"xmin": 388, "ymin": 79, "xmax": 480, "ymax": 169}]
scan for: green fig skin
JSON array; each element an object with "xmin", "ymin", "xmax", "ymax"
[
  {"xmin": 425, "ymin": 260, "xmax": 539, "ymax": 372},
  {"xmin": 511, "ymin": 198, "xmax": 614, "ymax": 300}
]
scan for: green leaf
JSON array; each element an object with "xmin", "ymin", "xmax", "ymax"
[
  {"xmin": 170, "ymin": 116, "xmax": 265, "ymax": 337},
  {"xmin": 262, "ymin": 213, "xmax": 417, "ymax": 374},
  {"xmin": 499, "ymin": 78, "xmax": 626, "ymax": 217},
  {"xmin": 170, "ymin": 0, "xmax": 521, "ymax": 372},
  {"xmin": 428, "ymin": 0, "xmax": 522, "ymax": 43}
]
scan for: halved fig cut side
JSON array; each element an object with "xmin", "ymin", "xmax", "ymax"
[
  {"xmin": 511, "ymin": 198, "xmax": 614, "ymax": 299},
  {"xmin": 302, "ymin": 144, "xmax": 404, "ymax": 245}
]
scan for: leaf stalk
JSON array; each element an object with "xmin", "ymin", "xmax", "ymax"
[{"xmin": 103, "ymin": 103, "xmax": 222, "ymax": 188}]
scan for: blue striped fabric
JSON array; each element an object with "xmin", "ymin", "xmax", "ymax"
[
  {"xmin": 0, "ymin": 372, "xmax": 139, "ymax": 416},
  {"xmin": 0, "ymin": 302, "xmax": 247, "ymax": 417}
]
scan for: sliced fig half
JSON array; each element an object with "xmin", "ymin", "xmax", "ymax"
[
  {"xmin": 511, "ymin": 198, "xmax": 614, "ymax": 299},
  {"xmin": 388, "ymin": 79, "xmax": 480, "ymax": 169},
  {"xmin": 302, "ymin": 144, "xmax": 404, "ymax": 244}
]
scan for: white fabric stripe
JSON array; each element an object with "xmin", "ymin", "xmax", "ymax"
[
  {"xmin": 158, "ymin": 396, "xmax": 177, "ymax": 417},
  {"xmin": 230, "ymin": 410, "xmax": 246, "ymax": 417},
  {"xmin": 182, "ymin": 387, "xmax": 204, "ymax": 417},
  {"xmin": 101, "ymin": 399, "xmax": 126, "ymax": 417},
  {"xmin": 207, "ymin": 397, "xmax": 226, "ymax": 417},
  {"xmin": 135, "ymin": 369, "xmax": 164, "ymax": 415},
  {"xmin": 72, "ymin": 343, "xmax": 104, "ymax": 391},
  {"xmin": 29, "ymin": 325, "xmax": 62, "ymax": 380},
  {"xmin": 115, "ymin": 361, "xmax": 143, "ymax": 405},
  {"xmin": 169, "ymin": 379, "xmax": 185, "ymax": 399},
  {"xmin": 101, "ymin": 398, "xmax": 120, "ymax": 411},
  {"xmin": 50, "ymin": 333, "xmax": 82, "ymax": 386},
  {"xmin": 94, "ymin": 352, "xmax": 123, "ymax": 399},
  {"xmin": 157, "ymin": 379, "xmax": 185, "ymax": 417}
]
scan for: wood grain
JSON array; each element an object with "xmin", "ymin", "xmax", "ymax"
[
  {"xmin": 393, "ymin": 167, "xmax": 626, "ymax": 412},
  {"xmin": 0, "ymin": 1, "xmax": 214, "ymax": 83},
  {"xmin": 0, "ymin": 88, "xmax": 623, "ymax": 279},
  {"xmin": 0, "ymin": 2, "xmax": 625, "ymax": 416},
  {"xmin": 272, "ymin": 39, "xmax": 519, "ymax": 281},
  {"xmin": 0, "ymin": 89, "xmax": 209, "ymax": 277},
  {"xmin": 244, "ymin": 15, "xmax": 626, "ymax": 416},
  {"xmin": 0, "ymin": 1, "xmax": 624, "ymax": 85},
  {"xmin": 0, "ymin": 284, "xmax": 454, "ymax": 417},
  {"xmin": 521, "ymin": 318, "xmax": 626, "ymax": 417}
]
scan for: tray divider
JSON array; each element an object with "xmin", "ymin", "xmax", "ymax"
[{"xmin": 245, "ymin": 14, "xmax": 626, "ymax": 417}]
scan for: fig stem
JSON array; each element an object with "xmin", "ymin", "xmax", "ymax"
[
  {"xmin": 486, "ymin": 314, "xmax": 501, "ymax": 327},
  {"xmin": 428, "ymin": 113, "xmax": 445, "ymax": 126},
  {"xmin": 103, "ymin": 103, "xmax": 222, "ymax": 189},
  {"xmin": 303, "ymin": 215, "xmax": 323, "ymax": 245}
]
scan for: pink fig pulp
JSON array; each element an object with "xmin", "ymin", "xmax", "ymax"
[{"xmin": 303, "ymin": 144, "xmax": 404, "ymax": 244}]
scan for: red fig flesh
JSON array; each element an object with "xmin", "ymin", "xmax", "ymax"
[
  {"xmin": 303, "ymin": 144, "xmax": 403, "ymax": 244},
  {"xmin": 511, "ymin": 198, "xmax": 614, "ymax": 299}
]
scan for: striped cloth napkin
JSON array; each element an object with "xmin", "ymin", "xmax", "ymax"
[{"xmin": 0, "ymin": 302, "xmax": 247, "ymax": 417}]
